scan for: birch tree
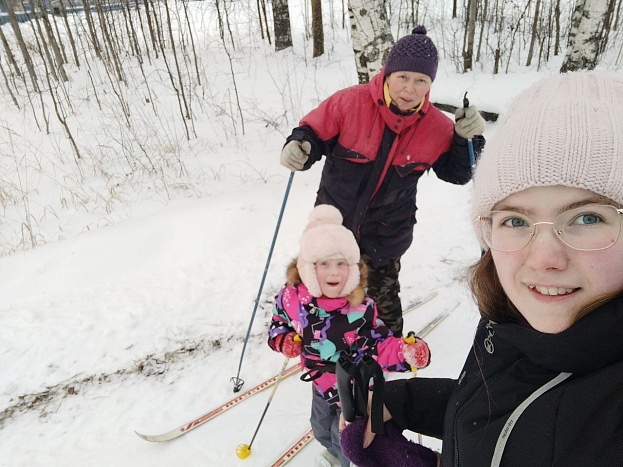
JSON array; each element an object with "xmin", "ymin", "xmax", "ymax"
[
  {"xmin": 560, "ymin": 0, "xmax": 611, "ymax": 72},
  {"xmin": 348, "ymin": 0, "xmax": 394, "ymax": 84},
  {"xmin": 273, "ymin": 0, "xmax": 293, "ymax": 51}
]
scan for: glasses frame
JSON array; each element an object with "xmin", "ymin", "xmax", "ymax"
[{"xmin": 477, "ymin": 205, "xmax": 623, "ymax": 252}]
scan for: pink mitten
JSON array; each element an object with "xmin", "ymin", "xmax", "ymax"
[
  {"xmin": 402, "ymin": 334, "xmax": 431, "ymax": 369},
  {"xmin": 270, "ymin": 332, "xmax": 301, "ymax": 358}
]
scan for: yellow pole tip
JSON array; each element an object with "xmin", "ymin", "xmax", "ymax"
[{"xmin": 236, "ymin": 444, "xmax": 251, "ymax": 459}]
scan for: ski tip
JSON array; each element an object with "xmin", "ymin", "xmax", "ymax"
[
  {"xmin": 135, "ymin": 431, "xmax": 156, "ymax": 442},
  {"xmin": 135, "ymin": 430, "xmax": 170, "ymax": 443},
  {"xmin": 425, "ymin": 289, "xmax": 439, "ymax": 299}
]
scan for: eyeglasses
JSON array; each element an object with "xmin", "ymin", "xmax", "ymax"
[{"xmin": 477, "ymin": 204, "xmax": 623, "ymax": 252}]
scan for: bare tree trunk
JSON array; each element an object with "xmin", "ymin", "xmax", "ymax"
[
  {"xmin": 81, "ymin": 0, "xmax": 102, "ymax": 59},
  {"xmin": 599, "ymin": 0, "xmax": 617, "ymax": 54},
  {"xmin": 179, "ymin": 0, "xmax": 201, "ymax": 85},
  {"xmin": 561, "ymin": 0, "xmax": 611, "ymax": 72},
  {"xmin": 57, "ymin": 0, "xmax": 81, "ymax": 66},
  {"xmin": 223, "ymin": 0, "xmax": 236, "ymax": 51},
  {"xmin": 493, "ymin": 48, "xmax": 500, "ymax": 74},
  {"xmin": 614, "ymin": 0, "xmax": 622, "ymax": 29},
  {"xmin": 121, "ymin": 0, "xmax": 141, "ymax": 59},
  {"xmin": 162, "ymin": 0, "xmax": 192, "ymax": 122},
  {"xmin": 476, "ymin": 0, "xmax": 488, "ymax": 62},
  {"xmin": 0, "ymin": 27, "xmax": 22, "ymax": 77},
  {"xmin": 34, "ymin": 0, "xmax": 68, "ymax": 81},
  {"xmin": 135, "ymin": 0, "xmax": 152, "ymax": 63},
  {"xmin": 273, "ymin": 0, "xmax": 293, "ymax": 51},
  {"xmin": 311, "ymin": 0, "xmax": 324, "ymax": 57},
  {"xmin": 526, "ymin": 0, "xmax": 541, "ymax": 66},
  {"xmin": 260, "ymin": 0, "xmax": 272, "ymax": 45},
  {"xmin": 94, "ymin": 0, "xmax": 125, "ymax": 82},
  {"xmin": 27, "ymin": 3, "xmax": 59, "ymax": 83},
  {"xmin": 256, "ymin": 0, "xmax": 265, "ymax": 40},
  {"xmin": 554, "ymin": 0, "xmax": 561, "ymax": 55},
  {"xmin": 50, "ymin": 8, "xmax": 68, "ymax": 64},
  {"xmin": 143, "ymin": 0, "xmax": 160, "ymax": 58},
  {"xmin": 215, "ymin": 0, "xmax": 225, "ymax": 42},
  {"xmin": 40, "ymin": 52, "xmax": 82, "ymax": 162},
  {"xmin": 0, "ymin": 58, "xmax": 20, "ymax": 108},
  {"xmin": 5, "ymin": 0, "xmax": 39, "ymax": 91},
  {"xmin": 463, "ymin": 0, "xmax": 478, "ymax": 71},
  {"xmin": 453, "ymin": 0, "xmax": 458, "ymax": 18},
  {"xmin": 348, "ymin": 0, "xmax": 393, "ymax": 84}
]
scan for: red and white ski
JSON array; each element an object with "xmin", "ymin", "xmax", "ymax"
[
  {"xmin": 135, "ymin": 362, "xmax": 300, "ymax": 442},
  {"xmin": 271, "ymin": 428, "xmax": 315, "ymax": 467}
]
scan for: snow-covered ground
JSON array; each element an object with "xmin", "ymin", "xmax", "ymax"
[
  {"xmin": 0, "ymin": 1, "xmax": 620, "ymax": 466},
  {"xmin": 1, "ymin": 160, "xmax": 483, "ymax": 466}
]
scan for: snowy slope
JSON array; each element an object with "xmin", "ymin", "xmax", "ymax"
[{"xmin": 0, "ymin": 162, "xmax": 482, "ymax": 466}]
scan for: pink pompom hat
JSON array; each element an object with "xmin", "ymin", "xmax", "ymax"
[{"xmin": 297, "ymin": 205, "xmax": 361, "ymax": 298}]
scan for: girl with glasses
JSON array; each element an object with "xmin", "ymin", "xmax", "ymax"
[{"xmin": 339, "ymin": 71, "xmax": 623, "ymax": 467}]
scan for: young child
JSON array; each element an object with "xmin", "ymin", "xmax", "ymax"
[
  {"xmin": 279, "ymin": 26, "xmax": 486, "ymax": 337},
  {"xmin": 339, "ymin": 71, "xmax": 623, "ymax": 466},
  {"xmin": 268, "ymin": 204, "xmax": 431, "ymax": 467}
]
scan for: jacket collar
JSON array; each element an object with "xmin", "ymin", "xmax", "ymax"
[
  {"xmin": 297, "ymin": 283, "xmax": 348, "ymax": 311},
  {"xmin": 493, "ymin": 294, "xmax": 623, "ymax": 374}
]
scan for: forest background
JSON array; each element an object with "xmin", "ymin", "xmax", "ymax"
[{"xmin": 0, "ymin": 0, "xmax": 621, "ymax": 255}]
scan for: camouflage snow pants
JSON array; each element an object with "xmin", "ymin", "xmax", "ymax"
[{"xmin": 361, "ymin": 253, "xmax": 403, "ymax": 337}]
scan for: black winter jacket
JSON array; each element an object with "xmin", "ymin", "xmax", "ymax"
[{"xmin": 384, "ymin": 295, "xmax": 623, "ymax": 466}]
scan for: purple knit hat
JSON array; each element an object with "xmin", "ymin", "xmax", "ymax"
[{"xmin": 383, "ymin": 26, "xmax": 439, "ymax": 81}]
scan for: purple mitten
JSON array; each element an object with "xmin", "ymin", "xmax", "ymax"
[{"xmin": 340, "ymin": 417, "xmax": 438, "ymax": 467}]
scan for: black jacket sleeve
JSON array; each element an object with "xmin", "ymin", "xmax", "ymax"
[
  {"xmin": 383, "ymin": 376, "xmax": 456, "ymax": 439},
  {"xmin": 432, "ymin": 132, "xmax": 485, "ymax": 185}
]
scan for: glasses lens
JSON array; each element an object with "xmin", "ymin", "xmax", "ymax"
[
  {"xmin": 556, "ymin": 205, "xmax": 622, "ymax": 251},
  {"xmin": 481, "ymin": 211, "xmax": 534, "ymax": 252}
]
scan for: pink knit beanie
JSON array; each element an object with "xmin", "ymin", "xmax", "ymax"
[
  {"xmin": 472, "ymin": 71, "xmax": 623, "ymax": 249},
  {"xmin": 297, "ymin": 205, "xmax": 360, "ymax": 298}
]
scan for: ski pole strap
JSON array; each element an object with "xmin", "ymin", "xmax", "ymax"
[
  {"xmin": 300, "ymin": 359, "xmax": 336, "ymax": 382},
  {"xmin": 336, "ymin": 357, "xmax": 356, "ymax": 421},
  {"xmin": 336, "ymin": 355, "xmax": 385, "ymax": 434},
  {"xmin": 357, "ymin": 356, "xmax": 385, "ymax": 434}
]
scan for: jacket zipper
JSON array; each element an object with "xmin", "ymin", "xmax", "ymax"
[{"xmin": 452, "ymin": 357, "xmax": 523, "ymax": 467}]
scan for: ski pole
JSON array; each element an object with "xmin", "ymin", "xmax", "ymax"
[
  {"xmin": 235, "ymin": 350, "xmax": 297, "ymax": 459},
  {"xmin": 231, "ymin": 171, "xmax": 295, "ymax": 393},
  {"xmin": 463, "ymin": 92, "xmax": 476, "ymax": 177}
]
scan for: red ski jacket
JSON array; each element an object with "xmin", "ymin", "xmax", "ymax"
[{"xmin": 287, "ymin": 70, "xmax": 483, "ymax": 267}]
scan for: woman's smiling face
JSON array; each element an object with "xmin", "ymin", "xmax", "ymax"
[{"xmin": 491, "ymin": 185, "xmax": 623, "ymax": 333}]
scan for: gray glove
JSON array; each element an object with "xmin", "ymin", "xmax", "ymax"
[
  {"xmin": 455, "ymin": 105, "xmax": 485, "ymax": 139},
  {"xmin": 280, "ymin": 140, "xmax": 311, "ymax": 171}
]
